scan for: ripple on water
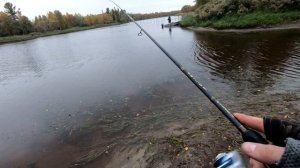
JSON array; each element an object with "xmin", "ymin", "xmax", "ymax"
[{"xmin": 193, "ymin": 31, "xmax": 300, "ymax": 85}]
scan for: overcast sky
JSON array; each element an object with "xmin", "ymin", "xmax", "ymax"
[{"xmin": 0, "ymin": 0, "xmax": 195, "ymax": 19}]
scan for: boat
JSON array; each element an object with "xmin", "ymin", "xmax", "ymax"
[{"xmin": 161, "ymin": 22, "xmax": 180, "ymax": 28}]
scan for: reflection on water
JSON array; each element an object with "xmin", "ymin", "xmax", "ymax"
[{"xmin": 193, "ymin": 30, "xmax": 300, "ymax": 92}]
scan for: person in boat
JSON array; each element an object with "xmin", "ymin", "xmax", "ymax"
[
  {"xmin": 167, "ymin": 16, "xmax": 171, "ymax": 24},
  {"xmin": 235, "ymin": 113, "xmax": 300, "ymax": 168}
]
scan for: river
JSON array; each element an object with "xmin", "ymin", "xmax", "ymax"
[{"xmin": 0, "ymin": 17, "xmax": 299, "ymax": 167}]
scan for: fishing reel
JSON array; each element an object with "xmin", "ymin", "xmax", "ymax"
[{"xmin": 214, "ymin": 151, "xmax": 250, "ymax": 168}]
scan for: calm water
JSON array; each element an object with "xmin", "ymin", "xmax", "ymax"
[{"xmin": 0, "ymin": 17, "xmax": 299, "ymax": 167}]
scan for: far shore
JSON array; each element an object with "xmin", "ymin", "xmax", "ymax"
[
  {"xmin": 186, "ymin": 20, "xmax": 300, "ymax": 33},
  {"xmin": 0, "ymin": 23, "xmax": 120, "ymax": 45},
  {"xmin": 2, "ymin": 18, "xmax": 300, "ymax": 46}
]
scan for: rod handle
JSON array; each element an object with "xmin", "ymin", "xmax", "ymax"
[
  {"xmin": 242, "ymin": 129, "xmax": 268, "ymax": 144},
  {"xmin": 242, "ymin": 129, "xmax": 278, "ymax": 168}
]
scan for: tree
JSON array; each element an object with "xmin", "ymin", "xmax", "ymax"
[
  {"xmin": 64, "ymin": 13, "xmax": 76, "ymax": 28},
  {"xmin": 47, "ymin": 11, "xmax": 58, "ymax": 30},
  {"xmin": 196, "ymin": 0, "xmax": 209, "ymax": 6},
  {"xmin": 19, "ymin": 16, "xmax": 33, "ymax": 34},
  {"xmin": 181, "ymin": 5, "xmax": 195, "ymax": 13},
  {"xmin": 0, "ymin": 10, "xmax": 18, "ymax": 36},
  {"xmin": 54, "ymin": 10, "xmax": 65, "ymax": 30},
  {"xmin": 4, "ymin": 2, "xmax": 17, "ymax": 20},
  {"xmin": 110, "ymin": 8, "xmax": 124, "ymax": 22},
  {"xmin": 0, "ymin": 12, "xmax": 10, "ymax": 36},
  {"xmin": 47, "ymin": 10, "xmax": 66, "ymax": 30},
  {"xmin": 102, "ymin": 13, "xmax": 113, "ymax": 23},
  {"xmin": 34, "ymin": 15, "xmax": 50, "ymax": 32},
  {"xmin": 74, "ymin": 13, "xmax": 86, "ymax": 26}
]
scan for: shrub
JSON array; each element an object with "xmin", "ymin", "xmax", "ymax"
[
  {"xmin": 180, "ymin": 15, "xmax": 198, "ymax": 27},
  {"xmin": 195, "ymin": 0, "xmax": 300, "ymax": 19}
]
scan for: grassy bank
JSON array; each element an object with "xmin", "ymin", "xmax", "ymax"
[
  {"xmin": 181, "ymin": 11, "xmax": 300, "ymax": 29},
  {"xmin": 0, "ymin": 23, "xmax": 119, "ymax": 45}
]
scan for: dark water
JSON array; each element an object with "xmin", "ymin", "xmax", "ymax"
[{"xmin": 0, "ymin": 17, "xmax": 299, "ymax": 167}]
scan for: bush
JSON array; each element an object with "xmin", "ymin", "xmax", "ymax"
[
  {"xmin": 180, "ymin": 15, "xmax": 198, "ymax": 27},
  {"xmin": 196, "ymin": 10, "xmax": 300, "ymax": 29},
  {"xmin": 195, "ymin": 0, "xmax": 300, "ymax": 19}
]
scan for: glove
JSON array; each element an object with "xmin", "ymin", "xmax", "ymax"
[{"xmin": 264, "ymin": 117, "xmax": 300, "ymax": 146}]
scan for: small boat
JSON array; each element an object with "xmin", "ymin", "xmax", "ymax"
[{"xmin": 161, "ymin": 22, "xmax": 180, "ymax": 28}]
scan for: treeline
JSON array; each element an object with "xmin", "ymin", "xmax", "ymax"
[
  {"xmin": 131, "ymin": 10, "xmax": 180, "ymax": 20},
  {"xmin": 0, "ymin": 2, "xmax": 130, "ymax": 36},
  {"xmin": 0, "ymin": 2, "xmax": 181, "ymax": 37},
  {"xmin": 33, "ymin": 9, "xmax": 125, "ymax": 33},
  {"xmin": 194, "ymin": 0, "xmax": 300, "ymax": 19}
]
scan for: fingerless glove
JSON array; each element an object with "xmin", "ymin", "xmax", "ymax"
[
  {"xmin": 264, "ymin": 117, "xmax": 300, "ymax": 146},
  {"xmin": 278, "ymin": 138, "xmax": 300, "ymax": 168}
]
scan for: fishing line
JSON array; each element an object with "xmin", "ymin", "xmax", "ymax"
[{"xmin": 109, "ymin": 0, "xmax": 273, "ymax": 147}]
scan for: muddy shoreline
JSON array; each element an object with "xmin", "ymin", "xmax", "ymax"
[
  {"xmin": 186, "ymin": 20, "xmax": 300, "ymax": 33},
  {"xmin": 96, "ymin": 91, "xmax": 300, "ymax": 168},
  {"xmin": 12, "ymin": 90, "xmax": 299, "ymax": 168},
  {"xmin": 64, "ymin": 91, "xmax": 300, "ymax": 168}
]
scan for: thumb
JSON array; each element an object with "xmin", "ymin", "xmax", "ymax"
[{"xmin": 241, "ymin": 142, "xmax": 285, "ymax": 164}]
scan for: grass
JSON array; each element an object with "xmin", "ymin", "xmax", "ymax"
[
  {"xmin": 180, "ymin": 10, "xmax": 300, "ymax": 29},
  {"xmin": 0, "ymin": 23, "xmax": 119, "ymax": 44},
  {"xmin": 180, "ymin": 15, "xmax": 198, "ymax": 27}
]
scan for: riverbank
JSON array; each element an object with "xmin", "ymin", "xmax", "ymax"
[
  {"xmin": 181, "ymin": 11, "xmax": 300, "ymax": 33},
  {"xmin": 0, "ymin": 23, "xmax": 119, "ymax": 45},
  {"xmin": 187, "ymin": 19, "xmax": 300, "ymax": 33},
  {"xmin": 72, "ymin": 90, "xmax": 300, "ymax": 167}
]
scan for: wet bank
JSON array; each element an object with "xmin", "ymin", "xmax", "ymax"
[
  {"xmin": 11, "ymin": 88, "xmax": 298, "ymax": 168},
  {"xmin": 186, "ymin": 19, "xmax": 300, "ymax": 33},
  {"xmin": 0, "ymin": 17, "xmax": 299, "ymax": 167}
]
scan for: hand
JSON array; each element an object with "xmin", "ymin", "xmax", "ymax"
[{"xmin": 234, "ymin": 113, "xmax": 285, "ymax": 168}]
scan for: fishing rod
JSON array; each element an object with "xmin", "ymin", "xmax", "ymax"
[
  {"xmin": 110, "ymin": 1, "xmax": 279, "ymax": 168},
  {"xmin": 109, "ymin": 0, "xmax": 268, "ymax": 144}
]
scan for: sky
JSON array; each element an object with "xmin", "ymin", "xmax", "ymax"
[{"xmin": 0, "ymin": 0, "xmax": 195, "ymax": 19}]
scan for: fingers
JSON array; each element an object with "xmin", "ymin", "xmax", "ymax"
[
  {"xmin": 249, "ymin": 159, "xmax": 265, "ymax": 168},
  {"xmin": 241, "ymin": 142, "xmax": 285, "ymax": 164},
  {"xmin": 234, "ymin": 113, "xmax": 264, "ymax": 133}
]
